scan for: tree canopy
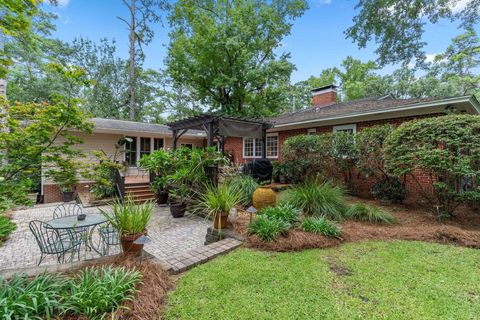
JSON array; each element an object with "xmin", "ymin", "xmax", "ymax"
[{"xmin": 166, "ymin": 0, "xmax": 308, "ymax": 118}]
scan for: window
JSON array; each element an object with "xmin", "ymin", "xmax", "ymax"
[
  {"xmin": 307, "ymin": 128, "xmax": 317, "ymax": 135},
  {"xmin": 243, "ymin": 135, "xmax": 277, "ymax": 158},
  {"xmin": 333, "ymin": 124, "xmax": 357, "ymax": 134},
  {"xmin": 181, "ymin": 143, "xmax": 193, "ymax": 149},
  {"xmin": 140, "ymin": 137, "xmax": 151, "ymax": 159},
  {"xmin": 125, "ymin": 136, "xmax": 137, "ymax": 166},
  {"xmin": 154, "ymin": 138, "xmax": 164, "ymax": 151},
  {"xmin": 266, "ymin": 135, "xmax": 278, "ymax": 158}
]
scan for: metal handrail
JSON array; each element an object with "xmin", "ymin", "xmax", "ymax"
[{"xmin": 113, "ymin": 168, "xmax": 125, "ymax": 202}]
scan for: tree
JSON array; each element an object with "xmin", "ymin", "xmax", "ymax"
[
  {"xmin": 384, "ymin": 115, "xmax": 480, "ymax": 221},
  {"xmin": 345, "ymin": 0, "xmax": 480, "ymax": 66},
  {"xmin": 337, "ymin": 56, "xmax": 381, "ymax": 101},
  {"xmin": 434, "ymin": 29, "xmax": 480, "ymax": 95},
  {"xmin": 0, "ymin": 64, "xmax": 93, "ymax": 210},
  {"xmin": 166, "ymin": 0, "xmax": 308, "ymax": 118},
  {"xmin": 118, "ymin": 0, "xmax": 168, "ymax": 120}
]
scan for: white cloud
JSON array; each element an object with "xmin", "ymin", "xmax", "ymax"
[
  {"xmin": 51, "ymin": 0, "xmax": 70, "ymax": 7},
  {"xmin": 317, "ymin": 0, "xmax": 332, "ymax": 5},
  {"xmin": 450, "ymin": 0, "xmax": 470, "ymax": 13},
  {"xmin": 425, "ymin": 53, "xmax": 439, "ymax": 63}
]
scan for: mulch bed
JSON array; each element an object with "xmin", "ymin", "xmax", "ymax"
[
  {"xmin": 232, "ymin": 198, "xmax": 480, "ymax": 252},
  {"xmin": 65, "ymin": 255, "xmax": 173, "ymax": 320}
]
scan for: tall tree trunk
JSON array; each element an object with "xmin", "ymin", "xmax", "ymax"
[
  {"xmin": 0, "ymin": 9, "xmax": 8, "ymax": 166},
  {"xmin": 129, "ymin": 0, "xmax": 136, "ymax": 120}
]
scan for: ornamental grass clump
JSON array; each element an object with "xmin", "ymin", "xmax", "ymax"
[
  {"xmin": 65, "ymin": 266, "xmax": 141, "ymax": 319},
  {"xmin": 248, "ymin": 215, "xmax": 291, "ymax": 242},
  {"xmin": 101, "ymin": 197, "xmax": 153, "ymax": 236},
  {"xmin": 259, "ymin": 203, "xmax": 301, "ymax": 225},
  {"xmin": 301, "ymin": 217, "xmax": 342, "ymax": 238},
  {"xmin": 0, "ymin": 273, "xmax": 67, "ymax": 319},
  {"xmin": 346, "ymin": 203, "xmax": 397, "ymax": 224},
  {"xmin": 226, "ymin": 174, "xmax": 259, "ymax": 207},
  {"xmin": 283, "ymin": 182, "xmax": 348, "ymax": 220}
]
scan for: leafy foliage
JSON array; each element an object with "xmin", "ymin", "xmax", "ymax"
[
  {"xmin": 259, "ymin": 203, "xmax": 300, "ymax": 225},
  {"xmin": 301, "ymin": 217, "xmax": 341, "ymax": 238},
  {"xmin": 283, "ymin": 182, "xmax": 348, "ymax": 221},
  {"xmin": 0, "ymin": 216, "xmax": 16, "ymax": 245},
  {"xmin": 225, "ymin": 174, "xmax": 259, "ymax": 207},
  {"xmin": 248, "ymin": 215, "xmax": 291, "ymax": 242},
  {"xmin": 0, "ymin": 273, "xmax": 67, "ymax": 319},
  {"xmin": 370, "ymin": 176, "xmax": 406, "ymax": 203},
  {"xmin": 346, "ymin": 203, "xmax": 397, "ymax": 224},
  {"xmin": 166, "ymin": 0, "xmax": 308, "ymax": 118},
  {"xmin": 385, "ymin": 115, "xmax": 480, "ymax": 220},
  {"xmin": 101, "ymin": 197, "xmax": 154, "ymax": 236},
  {"xmin": 0, "ymin": 180, "xmax": 33, "ymax": 214},
  {"xmin": 83, "ymin": 150, "xmax": 124, "ymax": 199},
  {"xmin": 65, "ymin": 266, "xmax": 141, "ymax": 319}
]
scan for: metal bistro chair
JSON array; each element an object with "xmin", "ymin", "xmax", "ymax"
[
  {"xmin": 98, "ymin": 222, "xmax": 120, "ymax": 256},
  {"xmin": 29, "ymin": 220, "xmax": 82, "ymax": 265},
  {"xmin": 53, "ymin": 203, "xmax": 89, "ymax": 247}
]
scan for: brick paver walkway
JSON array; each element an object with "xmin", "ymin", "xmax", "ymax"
[{"xmin": 0, "ymin": 203, "xmax": 210, "ymax": 272}]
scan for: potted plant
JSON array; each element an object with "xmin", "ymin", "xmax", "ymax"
[
  {"xmin": 151, "ymin": 176, "xmax": 169, "ymax": 205},
  {"xmin": 169, "ymin": 185, "xmax": 189, "ymax": 218},
  {"xmin": 100, "ymin": 196, "xmax": 153, "ymax": 255},
  {"xmin": 196, "ymin": 183, "xmax": 241, "ymax": 230}
]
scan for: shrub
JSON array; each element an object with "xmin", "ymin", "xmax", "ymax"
[
  {"xmin": 259, "ymin": 203, "xmax": 301, "ymax": 225},
  {"xmin": 346, "ymin": 203, "xmax": 397, "ymax": 224},
  {"xmin": 248, "ymin": 215, "xmax": 291, "ymax": 242},
  {"xmin": 101, "ymin": 197, "xmax": 154, "ymax": 236},
  {"xmin": 370, "ymin": 176, "xmax": 406, "ymax": 203},
  {"xmin": 0, "ymin": 216, "xmax": 16, "ymax": 243},
  {"xmin": 283, "ymin": 182, "xmax": 348, "ymax": 220},
  {"xmin": 356, "ymin": 124, "xmax": 394, "ymax": 179},
  {"xmin": 385, "ymin": 115, "xmax": 480, "ymax": 220},
  {"xmin": 84, "ymin": 150, "xmax": 123, "ymax": 199},
  {"xmin": 301, "ymin": 217, "xmax": 341, "ymax": 238},
  {"xmin": 65, "ymin": 266, "xmax": 141, "ymax": 319},
  {"xmin": 0, "ymin": 273, "xmax": 67, "ymax": 319},
  {"xmin": 225, "ymin": 174, "xmax": 259, "ymax": 207},
  {"xmin": 330, "ymin": 131, "xmax": 358, "ymax": 191}
]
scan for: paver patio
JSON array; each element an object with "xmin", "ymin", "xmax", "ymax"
[{"xmin": 0, "ymin": 203, "xmax": 210, "ymax": 272}]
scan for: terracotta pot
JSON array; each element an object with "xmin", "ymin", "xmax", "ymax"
[
  {"xmin": 62, "ymin": 191, "xmax": 74, "ymax": 202},
  {"xmin": 253, "ymin": 186, "xmax": 276, "ymax": 210},
  {"xmin": 120, "ymin": 231, "xmax": 147, "ymax": 256},
  {"xmin": 170, "ymin": 202, "xmax": 186, "ymax": 218},
  {"xmin": 156, "ymin": 191, "xmax": 169, "ymax": 205},
  {"xmin": 213, "ymin": 213, "xmax": 228, "ymax": 230}
]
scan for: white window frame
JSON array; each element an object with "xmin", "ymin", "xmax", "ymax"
[
  {"xmin": 307, "ymin": 128, "xmax": 317, "ymax": 135},
  {"xmin": 333, "ymin": 124, "xmax": 357, "ymax": 134},
  {"xmin": 242, "ymin": 133, "xmax": 278, "ymax": 159}
]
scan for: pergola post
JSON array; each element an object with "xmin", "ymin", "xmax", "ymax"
[
  {"xmin": 207, "ymin": 121, "xmax": 214, "ymax": 147},
  {"xmin": 261, "ymin": 127, "xmax": 267, "ymax": 159},
  {"xmin": 172, "ymin": 129, "xmax": 178, "ymax": 150}
]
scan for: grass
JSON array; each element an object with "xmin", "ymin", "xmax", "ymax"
[
  {"xmin": 283, "ymin": 182, "xmax": 348, "ymax": 220},
  {"xmin": 165, "ymin": 241, "xmax": 480, "ymax": 319},
  {"xmin": 225, "ymin": 174, "xmax": 259, "ymax": 207},
  {"xmin": 301, "ymin": 217, "xmax": 341, "ymax": 238},
  {"xmin": 346, "ymin": 203, "xmax": 398, "ymax": 224},
  {"xmin": 259, "ymin": 203, "xmax": 300, "ymax": 225}
]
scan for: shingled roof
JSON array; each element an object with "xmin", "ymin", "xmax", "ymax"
[
  {"xmin": 272, "ymin": 96, "xmax": 447, "ymax": 125},
  {"xmin": 92, "ymin": 118, "xmax": 206, "ymax": 136}
]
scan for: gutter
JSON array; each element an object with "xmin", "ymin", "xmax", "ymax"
[{"xmin": 273, "ymin": 96, "xmax": 476, "ymax": 128}]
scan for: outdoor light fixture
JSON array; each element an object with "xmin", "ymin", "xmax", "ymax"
[{"xmin": 246, "ymin": 206, "xmax": 257, "ymax": 223}]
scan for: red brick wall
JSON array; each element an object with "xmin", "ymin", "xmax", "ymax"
[
  {"xmin": 312, "ymin": 91, "xmax": 337, "ymax": 106},
  {"xmin": 43, "ymin": 183, "xmax": 90, "ymax": 203}
]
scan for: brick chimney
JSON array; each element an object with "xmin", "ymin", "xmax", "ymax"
[{"xmin": 311, "ymin": 84, "xmax": 337, "ymax": 107}]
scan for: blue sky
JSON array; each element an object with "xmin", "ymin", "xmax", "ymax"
[{"xmin": 47, "ymin": 0, "xmax": 471, "ymax": 83}]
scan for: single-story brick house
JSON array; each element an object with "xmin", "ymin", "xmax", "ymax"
[{"xmin": 42, "ymin": 85, "xmax": 480, "ymax": 203}]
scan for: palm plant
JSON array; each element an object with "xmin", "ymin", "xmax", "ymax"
[{"xmin": 195, "ymin": 183, "xmax": 241, "ymax": 230}]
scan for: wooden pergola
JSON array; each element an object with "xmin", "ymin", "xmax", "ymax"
[{"xmin": 167, "ymin": 114, "xmax": 273, "ymax": 158}]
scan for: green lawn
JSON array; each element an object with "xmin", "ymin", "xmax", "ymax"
[{"xmin": 164, "ymin": 241, "xmax": 480, "ymax": 320}]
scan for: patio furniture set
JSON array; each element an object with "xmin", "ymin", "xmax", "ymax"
[{"xmin": 29, "ymin": 203, "xmax": 119, "ymax": 266}]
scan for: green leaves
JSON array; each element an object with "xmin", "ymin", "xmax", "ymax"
[
  {"xmin": 385, "ymin": 114, "xmax": 480, "ymax": 218},
  {"xmin": 166, "ymin": 0, "xmax": 308, "ymax": 117}
]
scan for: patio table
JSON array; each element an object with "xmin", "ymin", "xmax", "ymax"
[{"xmin": 46, "ymin": 213, "xmax": 108, "ymax": 255}]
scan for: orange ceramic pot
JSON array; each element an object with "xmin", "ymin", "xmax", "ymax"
[
  {"xmin": 252, "ymin": 186, "xmax": 276, "ymax": 210},
  {"xmin": 213, "ymin": 213, "xmax": 228, "ymax": 230}
]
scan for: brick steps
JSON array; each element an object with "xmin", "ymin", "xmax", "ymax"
[{"xmin": 125, "ymin": 182, "xmax": 155, "ymax": 204}]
